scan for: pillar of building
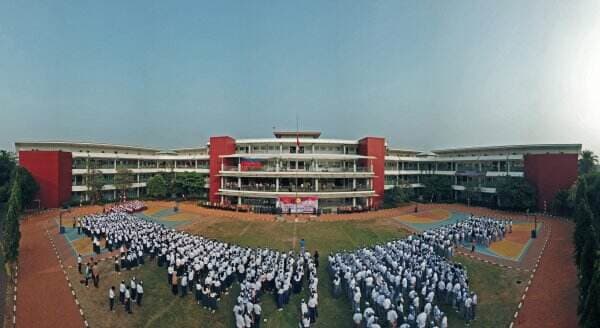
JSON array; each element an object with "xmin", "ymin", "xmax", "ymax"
[{"xmin": 208, "ymin": 136, "xmax": 236, "ymax": 203}]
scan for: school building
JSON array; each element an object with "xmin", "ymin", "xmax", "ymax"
[{"xmin": 15, "ymin": 131, "xmax": 580, "ymax": 212}]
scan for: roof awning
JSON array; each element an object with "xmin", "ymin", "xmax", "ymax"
[{"xmin": 219, "ymin": 153, "xmax": 375, "ymax": 160}]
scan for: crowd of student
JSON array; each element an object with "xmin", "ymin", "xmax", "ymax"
[
  {"xmin": 75, "ymin": 205, "xmax": 510, "ymax": 327},
  {"xmin": 105, "ymin": 200, "xmax": 146, "ymax": 214},
  {"xmin": 328, "ymin": 215, "xmax": 511, "ymax": 328},
  {"xmin": 77, "ymin": 210, "xmax": 320, "ymax": 327}
]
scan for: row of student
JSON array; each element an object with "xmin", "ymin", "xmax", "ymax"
[
  {"xmin": 327, "ymin": 215, "xmax": 509, "ymax": 327},
  {"xmin": 77, "ymin": 211, "xmax": 319, "ymax": 327}
]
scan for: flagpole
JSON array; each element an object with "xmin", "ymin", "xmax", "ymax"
[{"xmin": 295, "ymin": 114, "xmax": 300, "ymax": 218}]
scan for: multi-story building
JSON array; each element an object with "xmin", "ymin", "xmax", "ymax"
[{"xmin": 15, "ymin": 132, "xmax": 581, "ymax": 212}]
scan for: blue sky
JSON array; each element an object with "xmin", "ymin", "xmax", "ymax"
[{"xmin": 1, "ymin": 1, "xmax": 599, "ymax": 152}]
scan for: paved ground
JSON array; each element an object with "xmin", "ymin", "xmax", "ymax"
[
  {"xmin": 515, "ymin": 218, "xmax": 578, "ymax": 327},
  {"xmin": 16, "ymin": 207, "xmax": 101, "ymax": 328},
  {"xmin": 14, "ymin": 202, "xmax": 578, "ymax": 328}
]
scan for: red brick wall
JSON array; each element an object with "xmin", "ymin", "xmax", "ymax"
[
  {"xmin": 358, "ymin": 137, "xmax": 386, "ymax": 208},
  {"xmin": 208, "ymin": 136, "xmax": 236, "ymax": 203},
  {"xmin": 524, "ymin": 153, "xmax": 578, "ymax": 210},
  {"xmin": 18, "ymin": 150, "xmax": 73, "ymax": 208}
]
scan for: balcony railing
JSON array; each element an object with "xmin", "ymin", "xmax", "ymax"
[
  {"xmin": 221, "ymin": 184, "xmax": 372, "ymax": 193},
  {"xmin": 221, "ymin": 166, "xmax": 372, "ymax": 173}
]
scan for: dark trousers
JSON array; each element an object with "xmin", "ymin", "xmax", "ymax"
[
  {"xmin": 109, "ymin": 298, "xmax": 114, "ymax": 311},
  {"xmin": 119, "ymin": 292, "xmax": 125, "ymax": 304},
  {"xmin": 78, "ymin": 263, "xmax": 82, "ymax": 274},
  {"xmin": 125, "ymin": 299, "xmax": 132, "ymax": 313},
  {"xmin": 137, "ymin": 293, "xmax": 143, "ymax": 306}
]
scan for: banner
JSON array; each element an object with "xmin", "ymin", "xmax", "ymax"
[
  {"xmin": 240, "ymin": 158, "xmax": 264, "ymax": 171},
  {"xmin": 277, "ymin": 196, "xmax": 318, "ymax": 214}
]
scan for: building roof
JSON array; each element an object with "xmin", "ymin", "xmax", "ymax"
[
  {"xmin": 273, "ymin": 131, "xmax": 321, "ymax": 139},
  {"xmin": 431, "ymin": 143, "xmax": 582, "ymax": 154},
  {"xmin": 15, "ymin": 140, "xmax": 162, "ymax": 152}
]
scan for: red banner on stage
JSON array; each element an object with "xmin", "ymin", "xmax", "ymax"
[{"xmin": 277, "ymin": 196, "xmax": 318, "ymax": 214}]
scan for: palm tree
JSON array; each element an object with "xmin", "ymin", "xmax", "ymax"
[{"xmin": 579, "ymin": 150, "xmax": 598, "ymax": 175}]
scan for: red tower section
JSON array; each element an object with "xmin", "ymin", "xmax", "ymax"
[
  {"xmin": 358, "ymin": 137, "xmax": 386, "ymax": 208},
  {"xmin": 208, "ymin": 136, "xmax": 236, "ymax": 203},
  {"xmin": 524, "ymin": 153, "xmax": 578, "ymax": 210},
  {"xmin": 18, "ymin": 150, "xmax": 72, "ymax": 209}
]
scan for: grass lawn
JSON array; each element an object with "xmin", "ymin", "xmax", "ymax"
[
  {"xmin": 69, "ymin": 213, "xmax": 525, "ymax": 327},
  {"xmin": 443, "ymin": 255, "xmax": 527, "ymax": 327}
]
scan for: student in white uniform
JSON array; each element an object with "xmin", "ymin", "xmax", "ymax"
[{"xmin": 108, "ymin": 286, "xmax": 115, "ymax": 312}]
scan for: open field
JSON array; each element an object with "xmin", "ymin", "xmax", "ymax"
[{"xmin": 60, "ymin": 203, "xmax": 531, "ymax": 328}]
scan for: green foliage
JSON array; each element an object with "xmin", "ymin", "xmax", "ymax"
[
  {"xmin": 581, "ymin": 260, "xmax": 600, "ymax": 328},
  {"xmin": 85, "ymin": 169, "xmax": 105, "ymax": 204},
  {"xmin": 421, "ymin": 175, "xmax": 452, "ymax": 202},
  {"xmin": 580, "ymin": 150, "xmax": 598, "ymax": 175},
  {"xmin": 574, "ymin": 179, "xmax": 592, "ymax": 267},
  {"xmin": 3, "ymin": 171, "xmax": 23, "ymax": 261},
  {"xmin": 7, "ymin": 172, "xmax": 23, "ymax": 213},
  {"xmin": 0, "ymin": 150, "xmax": 16, "ymax": 202},
  {"xmin": 496, "ymin": 176, "xmax": 536, "ymax": 211},
  {"xmin": 574, "ymin": 174, "xmax": 600, "ymax": 326},
  {"xmin": 173, "ymin": 172, "xmax": 206, "ymax": 198},
  {"xmin": 551, "ymin": 188, "xmax": 575, "ymax": 217},
  {"xmin": 15, "ymin": 166, "xmax": 39, "ymax": 207},
  {"xmin": 146, "ymin": 174, "xmax": 168, "ymax": 199},
  {"xmin": 582, "ymin": 173, "xmax": 600, "ymax": 221},
  {"xmin": 579, "ymin": 228, "xmax": 598, "ymax": 312},
  {"xmin": 383, "ymin": 186, "xmax": 411, "ymax": 208},
  {"xmin": 462, "ymin": 178, "xmax": 480, "ymax": 206},
  {"xmin": 114, "ymin": 168, "xmax": 134, "ymax": 197}
]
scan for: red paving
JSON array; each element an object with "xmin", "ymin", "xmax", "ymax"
[
  {"xmin": 17, "ymin": 206, "xmax": 101, "ymax": 328},
  {"xmin": 515, "ymin": 219, "xmax": 578, "ymax": 328},
  {"xmin": 17, "ymin": 211, "xmax": 83, "ymax": 328}
]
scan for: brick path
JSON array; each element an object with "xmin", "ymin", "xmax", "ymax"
[
  {"xmin": 17, "ymin": 210, "xmax": 84, "ymax": 328},
  {"xmin": 515, "ymin": 219, "xmax": 578, "ymax": 327}
]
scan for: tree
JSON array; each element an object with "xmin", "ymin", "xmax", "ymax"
[
  {"xmin": 574, "ymin": 174, "xmax": 600, "ymax": 327},
  {"xmin": 383, "ymin": 185, "xmax": 411, "ymax": 208},
  {"xmin": 579, "ymin": 227, "xmax": 598, "ymax": 313},
  {"xmin": 580, "ymin": 150, "xmax": 598, "ymax": 175},
  {"xmin": 551, "ymin": 188, "xmax": 575, "ymax": 217},
  {"xmin": 463, "ymin": 178, "xmax": 479, "ymax": 207},
  {"xmin": 581, "ymin": 259, "xmax": 600, "ymax": 328},
  {"xmin": 146, "ymin": 175, "xmax": 168, "ymax": 199},
  {"xmin": 15, "ymin": 167, "xmax": 39, "ymax": 208},
  {"xmin": 114, "ymin": 168, "xmax": 134, "ymax": 199},
  {"xmin": 574, "ymin": 177, "xmax": 593, "ymax": 266},
  {"xmin": 3, "ymin": 171, "xmax": 22, "ymax": 261},
  {"xmin": 496, "ymin": 176, "xmax": 536, "ymax": 211},
  {"xmin": 85, "ymin": 169, "xmax": 105, "ymax": 205},
  {"xmin": 173, "ymin": 172, "xmax": 206, "ymax": 198},
  {"xmin": 583, "ymin": 173, "xmax": 600, "ymax": 223},
  {"xmin": 421, "ymin": 175, "xmax": 452, "ymax": 202},
  {"xmin": 0, "ymin": 150, "xmax": 16, "ymax": 202}
]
